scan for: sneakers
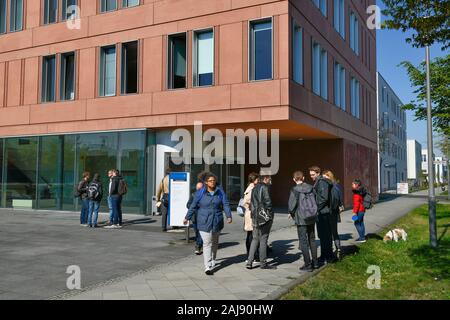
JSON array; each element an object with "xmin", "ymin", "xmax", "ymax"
[
  {"xmin": 260, "ymin": 264, "xmax": 277, "ymax": 270},
  {"xmin": 299, "ymin": 263, "xmax": 313, "ymax": 272},
  {"xmin": 194, "ymin": 246, "xmax": 203, "ymax": 255},
  {"xmin": 336, "ymin": 249, "xmax": 342, "ymax": 260},
  {"xmin": 114, "ymin": 225, "xmax": 122, "ymax": 229},
  {"xmin": 356, "ymin": 238, "xmax": 367, "ymax": 243},
  {"xmin": 205, "ymin": 268, "xmax": 213, "ymax": 276},
  {"xmin": 245, "ymin": 262, "xmax": 253, "ymax": 270}
]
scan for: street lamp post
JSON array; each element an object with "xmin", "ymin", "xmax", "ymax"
[{"xmin": 425, "ymin": 45, "xmax": 437, "ymax": 248}]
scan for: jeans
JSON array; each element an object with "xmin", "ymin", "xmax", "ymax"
[
  {"xmin": 199, "ymin": 231, "xmax": 220, "ymax": 270},
  {"xmin": 107, "ymin": 196, "xmax": 113, "ymax": 224},
  {"xmin": 329, "ymin": 210, "xmax": 341, "ymax": 250},
  {"xmin": 246, "ymin": 231, "xmax": 260, "ymax": 259},
  {"xmin": 80, "ymin": 198, "xmax": 90, "ymax": 224},
  {"xmin": 161, "ymin": 203, "xmax": 168, "ymax": 231},
  {"xmin": 297, "ymin": 224, "xmax": 318, "ymax": 265},
  {"xmin": 248, "ymin": 220, "xmax": 273, "ymax": 264},
  {"xmin": 354, "ymin": 212, "xmax": 366, "ymax": 240},
  {"xmin": 317, "ymin": 213, "xmax": 334, "ymax": 261},
  {"xmin": 192, "ymin": 223, "xmax": 203, "ymax": 247},
  {"xmin": 88, "ymin": 200, "xmax": 101, "ymax": 226},
  {"xmin": 111, "ymin": 195, "xmax": 123, "ymax": 225}
]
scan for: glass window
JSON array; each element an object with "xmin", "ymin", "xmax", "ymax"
[
  {"xmin": 99, "ymin": 45, "xmax": 117, "ymax": 97},
  {"xmin": 60, "ymin": 52, "xmax": 76, "ymax": 101},
  {"xmin": 292, "ymin": 21, "xmax": 303, "ymax": 85},
  {"xmin": 100, "ymin": 0, "xmax": 117, "ymax": 12},
  {"xmin": 350, "ymin": 11, "xmax": 359, "ymax": 55},
  {"xmin": 193, "ymin": 29, "xmax": 214, "ymax": 87},
  {"xmin": 312, "ymin": 42, "xmax": 327, "ymax": 100},
  {"xmin": 121, "ymin": 41, "xmax": 138, "ymax": 94},
  {"xmin": 9, "ymin": 0, "xmax": 23, "ymax": 32},
  {"xmin": 351, "ymin": 77, "xmax": 360, "ymax": 118},
  {"xmin": 312, "ymin": 0, "xmax": 327, "ymax": 16},
  {"xmin": 43, "ymin": 0, "xmax": 58, "ymax": 25},
  {"xmin": 4, "ymin": 137, "xmax": 38, "ymax": 208},
  {"xmin": 0, "ymin": 0, "xmax": 6, "ymax": 34},
  {"xmin": 122, "ymin": 0, "xmax": 139, "ymax": 8},
  {"xmin": 168, "ymin": 33, "xmax": 187, "ymax": 89},
  {"xmin": 333, "ymin": 0, "xmax": 345, "ymax": 38},
  {"xmin": 62, "ymin": 0, "xmax": 77, "ymax": 21},
  {"xmin": 42, "ymin": 55, "xmax": 56, "ymax": 103},
  {"xmin": 334, "ymin": 62, "xmax": 345, "ymax": 110},
  {"xmin": 249, "ymin": 19, "xmax": 272, "ymax": 81}
]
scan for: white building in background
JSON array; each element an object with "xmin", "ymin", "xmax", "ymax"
[
  {"xmin": 377, "ymin": 73, "xmax": 407, "ymax": 192},
  {"xmin": 421, "ymin": 149, "xmax": 449, "ymax": 184},
  {"xmin": 407, "ymin": 139, "xmax": 423, "ymax": 186}
]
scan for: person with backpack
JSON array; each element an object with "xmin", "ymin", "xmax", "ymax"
[
  {"xmin": 309, "ymin": 166, "xmax": 334, "ymax": 265},
  {"xmin": 76, "ymin": 172, "xmax": 91, "ymax": 227},
  {"xmin": 323, "ymin": 170, "xmax": 344, "ymax": 260},
  {"xmin": 183, "ymin": 173, "xmax": 232, "ymax": 275},
  {"xmin": 352, "ymin": 179, "xmax": 367, "ymax": 243},
  {"xmin": 288, "ymin": 171, "xmax": 319, "ymax": 272},
  {"xmin": 87, "ymin": 173, "xmax": 103, "ymax": 228},
  {"xmin": 246, "ymin": 174, "xmax": 276, "ymax": 270},
  {"xmin": 156, "ymin": 168, "xmax": 171, "ymax": 232}
]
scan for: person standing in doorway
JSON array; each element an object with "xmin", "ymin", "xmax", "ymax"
[
  {"xmin": 246, "ymin": 174, "xmax": 276, "ymax": 270},
  {"xmin": 309, "ymin": 166, "xmax": 334, "ymax": 265},
  {"xmin": 87, "ymin": 173, "xmax": 103, "ymax": 228},
  {"xmin": 352, "ymin": 179, "xmax": 367, "ymax": 243},
  {"xmin": 288, "ymin": 171, "xmax": 319, "ymax": 271},
  {"xmin": 156, "ymin": 168, "xmax": 171, "ymax": 232},
  {"xmin": 184, "ymin": 173, "xmax": 232, "ymax": 275},
  {"xmin": 323, "ymin": 170, "xmax": 344, "ymax": 260},
  {"xmin": 77, "ymin": 172, "xmax": 91, "ymax": 227}
]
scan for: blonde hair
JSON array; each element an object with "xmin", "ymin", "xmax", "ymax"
[{"xmin": 323, "ymin": 170, "xmax": 337, "ymax": 183}]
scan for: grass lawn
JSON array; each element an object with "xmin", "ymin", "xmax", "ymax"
[
  {"xmin": 282, "ymin": 204, "xmax": 450, "ymax": 300},
  {"xmin": 442, "ymin": 191, "xmax": 448, "ymax": 196}
]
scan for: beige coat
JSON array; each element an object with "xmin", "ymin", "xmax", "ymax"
[{"xmin": 243, "ymin": 183, "xmax": 256, "ymax": 232}]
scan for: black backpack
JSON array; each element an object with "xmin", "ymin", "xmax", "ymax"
[
  {"xmin": 87, "ymin": 182, "xmax": 100, "ymax": 200},
  {"xmin": 362, "ymin": 188, "xmax": 373, "ymax": 210},
  {"xmin": 296, "ymin": 190, "xmax": 318, "ymax": 221},
  {"xmin": 118, "ymin": 178, "xmax": 128, "ymax": 196},
  {"xmin": 330, "ymin": 184, "xmax": 342, "ymax": 211}
]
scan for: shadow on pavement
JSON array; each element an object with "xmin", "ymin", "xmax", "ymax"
[{"xmin": 366, "ymin": 233, "xmax": 384, "ymax": 241}]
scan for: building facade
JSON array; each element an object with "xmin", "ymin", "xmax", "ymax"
[
  {"xmin": 376, "ymin": 72, "xmax": 407, "ymax": 192},
  {"xmin": 421, "ymin": 150, "xmax": 448, "ymax": 185},
  {"xmin": 406, "ymin": 139, "xmax": 423, "ymax": 187},
  {"xmin": 0, "ymin": 0, "xmax": 377, "ymax": 213}
]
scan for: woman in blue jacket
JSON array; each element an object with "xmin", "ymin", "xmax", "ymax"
[{"xmin": 184, "ymin": 173, "xmax": 232, "ymax": 275}]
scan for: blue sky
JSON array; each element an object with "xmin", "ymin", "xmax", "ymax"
[{"xmin": 376, "ymin": 0, "xmax": 449, "ymax": 155}]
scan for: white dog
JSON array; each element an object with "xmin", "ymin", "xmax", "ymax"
[{"xmin": 383, "ymin": 228, "xmax": 408, "ymax": 243}]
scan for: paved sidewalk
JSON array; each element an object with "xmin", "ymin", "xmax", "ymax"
[{"xmin": 58, "ymin": 196, "xmax": 427, "ymax": 300}]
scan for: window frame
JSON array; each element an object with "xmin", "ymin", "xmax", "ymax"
[
  {"xmin": 292, "ymin": 19, "xmax": 303, "ymax": 85},
  {"xmin": 192, "ymin": 27, "xmax": 215, "ymax": 88},
  {"xmin": 99, "ymin": 44, "xmax": 118, "ymax": 97},
  {"xmin": 312, "ymin": 40, "xmax": 328, "ymax": 100},
  {"xmin": 167, "ymin": 32, "xmax": 188, "ymax": 90},
  {"xmin": 60, "ymin": 51, "xmax": 76, "ymax": 101},
  {"xmin": 0, "ymin": 0, "xmax": 7, "ymax": 34},
  {"xmin": 9, "ymin": 0, "xmax": 24, "ymax": 32},
  {"xmin": 120, "ymin": 40, "xmax": 140, "ymax": 95},
  {"xmin": 42, "ymin": 0, "xmax": 58, "ymax": 25},
  {"xmin": 248, "ymin": 17, "xmax": 274, "ymax": 82},
  {"xmin": 334, "ymin": 61, "xmax": 346, "ymax": 110},
  {"xmin": 41, "ymin": 54, "xmax": 57, "ymax": 103},
  {"xmin": 99, "ymin": 0, "xmax": 140, "ymax": 14}
]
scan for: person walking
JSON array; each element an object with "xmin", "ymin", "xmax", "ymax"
[
  {"xmin": 87, "ymin": 173, "xmax": 103, "ymax": 228},
  {"xmin": 352, "ymin": 179, "xmax": 367, "ymax": 243},
  {"xmin": 107, "ymin": 170, "xmax": 114, "ymax": 226},
  {"xmin": 288, "ymin": 171, "xmax": 319, "ymax": 271},
  {"xmin": 156, "ymin": 168, "xmax": 171, "ymax": 232},
  {"xmin": 243, "ymin": 172, "xmax": 260, "ymax": 261},
  {"xmin": 309, "ymin": 166, "xmax": 334, "ymax": 265},
  {"xmin": 323, "ymin": 170, "xmax": 344, "ymax": 260},
  {"xmin": 183, "ymin": 173, "xmax": 232, "ymax": 275},
  {"xmin": 77, "ymin": 172, "xmax": 91, "ymax": 227},
  {"xmin": 186, "ymin": 176, "xmax": 206, "ymax": 255},
  {"xmin": 246, "ymin": 174, "xmax": 276, "ymax": 270}
]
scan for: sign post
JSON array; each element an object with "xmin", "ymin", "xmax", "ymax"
[{"xmin": 168, "ymin": 172, "xmax": 191, "ymax": 236}]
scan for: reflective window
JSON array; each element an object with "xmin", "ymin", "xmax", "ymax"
[
  {"xmin": 43, "ymin": 0, "xmax": 58, "ymax": 25},
  {"xmin": 193, "ymin": 29, "xmax": 214, "ymax": 87},
  {"xmin": 42, "ymin": 55, "xmax": 57, "ymax": 103},
  {"xmin": 62, "ymin": 0, "xmax": 77, "ymax": 21},
  {"xmin": 9, "ymin": 0, "xmax": 23, "ymax": 32},
  {"xmin": 312, "ymin": 42, "xmax": 328, "ymax": 100},
  {"xmin": 351, "ymin": 76, "xmax": 360, "ymax": 118},
  {"xmin": 168, "ymin": 33, "xmax": 187, "ymax": 89},
  {"xmin": 0, "ymin": 0, "xmax": 6, "ymax": 34},
  {"xmin": 334, "ymin": 62, "xmax": 345, "ymax": 110},
  {"xmin": 100, "ymin": 0, "xmax": 117, "ymax": 12},
  {"xmin": 122, "ymin": 0, "xmax": 139, "ymax": 8},
  {"xmin": 350, "ymin": 11, "xmax": 359, "ymax": 55},
  {"xmin": 312, "ymin": 0, "xmax": 327, "ymax": 16},
  {"xmin": 99, "ymin": 45, "xmax": 117, "ymax": 97},
  {"xmin": 61, "ymin": 52, "xmax": 76, "ymax": 101},
  {"xmin": 249, "ymin": 19, "xmax": 272, "ymax": 81},
  {"xmin": 292, "ymin": 21, "xmax": 303, "ymax": 85},
  {"xmin": 333, "ymin": 0, "xmax": 345, "ymax": 38}
]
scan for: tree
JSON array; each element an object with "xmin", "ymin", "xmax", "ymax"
[
  {"xmin": 400, "ymin": 54, "xmax": 450, "ymax": 137},
  {"xmin": 382, "ymin": 0, "xmax": 450, "ymax": 50}
]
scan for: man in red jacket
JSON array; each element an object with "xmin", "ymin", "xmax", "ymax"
[{"xmin": 352, "ymin": 179, "xmax": 366, "ymax": 243}]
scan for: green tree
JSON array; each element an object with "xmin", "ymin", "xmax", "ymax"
[
  {"xmin": 382, "ymin": 0, "xmax": 450, "ymax": 50},
  {"xmin": 399, "ymin": 54, "xmax": 450, "ymax": 136}
]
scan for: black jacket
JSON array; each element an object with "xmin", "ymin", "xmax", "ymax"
[
  {"xmin": 250, "ymin": 183, "xmax": 273, "ymax": 226},
  {"xmin": 108, "ymin": 176, "xmax": 121, "ymax": 196},
  {"xmin": 77, "ymin": 179, "xmax": 90, "ymax": 200},
  {"xmin": 313, "ymin": 176, "xmax": 332, "ymax": 215}
]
